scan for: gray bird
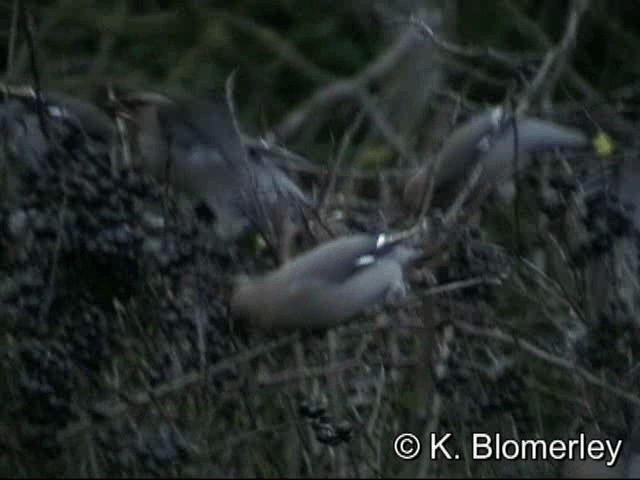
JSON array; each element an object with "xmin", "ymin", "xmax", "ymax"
[
  {"xmin": 230, "ymin": 233, "xmax": 418, "ymax": 330},
  {"xmin": 404, "ymin": 106, "xmax": 590, "ymax": 209},
  {"xmin": 126, "ymin": 93, "xmax": 310, "ymax": 240},
  {"xmin": 1, "ymin": 92, "xmax": 115, "ymax": 199},
  {"xmin": 1, "ymin": 99, "xmax": 51, "ymax": 175},
  {"xmin": 39, "ymin": 90, "xmax": 116, "ymax": 143},
  {"xmin": 0, "ymin": 87, "xmax": 115, "ymax": 144}
]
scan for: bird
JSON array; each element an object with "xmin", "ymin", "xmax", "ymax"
[
  {"xmin": 37, "ymin": 90, "xmax": 116, "ymax": 143},
  {"xmin": 403, "ymin": 106, "xmax": 590, "ymax": 210},
  {"xmin": 230, "ymin": 233, "xmax": 419, "ymax": 330},
  {"xmin": 0, "ymin": 90, "xmax": 115, "ymax": 192},
  {"xmin": 122, "ymin": 92, "xmax": 311, "ymax": 241},
  {"xmin": 0, "ymin": 86, "xmax": 115, "ymax": 143},
  {"xmin": 1, "ymin": 98, "xmax": 51, "ymax": 175}
]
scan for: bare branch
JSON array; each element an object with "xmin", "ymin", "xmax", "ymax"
[
  {"xmin": 404, "ymin": 15, "xmax": 525, "ymax": 71},
  {"xmin": 4, "ymin": 0, "xmax": 20, "ymax": 78},
  {"xmin": 453, "ymin": 319, "xmax": 640, "ymax": 408},
  {"xmin": 318, "ymin": 108, "xmax": 366, "ymax": 212},
  {"xmin": 517, "ymin": 0, "xmax": 590, "ymax": 113},
  {"xmin": 268, "ymin": 28, "xmax": 419, "ymax": 142}
]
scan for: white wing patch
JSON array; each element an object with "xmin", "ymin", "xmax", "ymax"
[{"xmin": 354, "ymin": 254, "xmax": 376, "ymax": 267}]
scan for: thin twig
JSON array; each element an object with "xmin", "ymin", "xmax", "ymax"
[
  {"xmin": 443, "ymin": 160, "xmax": 484, "ymax": 226},
  {"xmin": 19, "ymin": 3, "xmax": 49, "ymax": 140},
  {"xmin": 318, "ymin": 108, "xmax": 366, "ymax": 212},
  {"xmin": 416, "ymin": 98, "xmax": 465, "ymax": 222},
  {"xmin": 404, "ymin": 15, "xmax": 524, "ymax": 71},
  {"xmin": 4, "ymin": 0, "xmax": 20, "ymax": 79},
  {"xmin": 453, "ymin": 319, "xmax": 640, "ymax": 408},
  {"xmin": 269, "ymin": 28, "xmax": 419, "ymax": 142},
  {"xmin": 517, "ymin": 0, "xmax": 590, "ymax": 113},
  {"xmin": 56, "ymin": 332, "xmax": 302, "ymax": 442},
  {"xmin": 417, "ymin": 323, "xmax": 455, "ymax": 477},
  {"xmin": 423, "ymin": 275, "xmax": 504, "ymax": 297},
  {"xmin": 37, "ymin": 193, "xmax": 67, "ymax": 323}
]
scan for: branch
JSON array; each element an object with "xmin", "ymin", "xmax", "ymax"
[
  {"xmin": 209, "ymin": 9, "xmax": 334, "ymax": 85},
  {"xmin": 268, "ymin": 28, "xmax": 419, "ymax": 142},
  {"xmin": 502, "ymin": 0, "xmax": 636, "ymax": 137},
  {"xmin": 517, "ymin": 0, "xmax": 590, "ymax": 113},
  {"xmin": 318, "ymin": 107, "xmax": 366, "ymax": 212},
  {"xmin": 56, "ymin": 332, "xmax": 302, "ymax": 442},
  {"xmin": 453, "ymin": 319, "xmax": 640, "ymax": 408},
  {"xmin": 404, "ymin": 15, "xmax": 525, "ymax": 71}
]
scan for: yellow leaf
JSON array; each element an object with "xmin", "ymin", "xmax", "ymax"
[
  {"xmin": 354, "ymin": 144, "xmax": 393, "ymax": 168},
  {"xmin": 592, "ymin": 131, "xmax": 615, "ymax": 158}
]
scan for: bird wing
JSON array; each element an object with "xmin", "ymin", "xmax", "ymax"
[
  {"xmin": 158, "ymin": 97, "xmax": 247, "ymax": 170},
  {"xmin": 282, "ymin": 259, "xmax": 405, "ymax": 328},
  {"xmin": 247, "ymin": 148, "xmax": 311, "ymax": 206},
  {"xmin": 463, "ymin": 115, "xmax": 590, "ymax": 192},
  {"xmin": 485, "ymin": 116, "xmax": 588, "ymax": 158},
  {"xmin": 435, "ymin": 107, "xmax": 505, "ymax": 187},
  {"xmin": 283, "ymin": 235, "xmax": 408, "ymax": 285}
]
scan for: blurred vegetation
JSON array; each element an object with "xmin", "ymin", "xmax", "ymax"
[
  {"xmin": 1, "ymin": 0, "xmax": 640, "ymax": 477},
  {"xmin": 2, "ymin": 0, "xmax": 635, "ymax": 161}
]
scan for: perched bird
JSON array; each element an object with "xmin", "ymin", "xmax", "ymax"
[
  {"xmin": 0, "ymin": 86, "xmax": 115, "ymax": 143},
  {"xmin": 38, "ymin": 90, "xmax": 116, "ymax": 143},
  {"xmin": 1, "ymin": 99, "xmax": 51, "ymax": 174},
  {"xmin": 1, "ymin": 90, "xmax": 115, "ymax": 199},
  {"xmin": 123, "ymin": 92, "xmax": 310, "ymax": 241},
  {"xmin": 403, "ymin": 106, "xmax": 590, "ymax": 209},
  {"xmin": 230, "ymin": 233, "xmax": 418, "ymax": 330}
]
